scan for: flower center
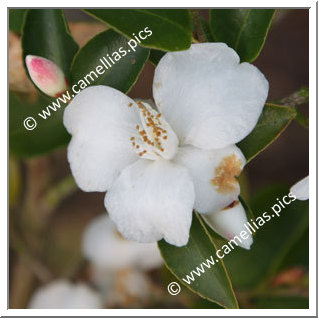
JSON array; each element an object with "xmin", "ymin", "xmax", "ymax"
[{"xmin": 129, "ymin": 101, "xmax": 179, "ymax": 160}]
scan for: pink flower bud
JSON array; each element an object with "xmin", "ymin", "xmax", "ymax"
[{"xmin": 25, "ymin": 55, "xmax": 68, "ymax": 97}]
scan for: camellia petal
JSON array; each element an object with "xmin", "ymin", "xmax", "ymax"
[
  {"xmin": 105, "ymin": 159, "xmax": 195, "ymax": 247},
  {"xmin": 25, "ymin": 55, "xmax": 68, "ymax": 97},
  {"xmin": 153, "ymin": 43, "xmax": 269, "ymax": 149},
  {"xmin": 290, "ymin": 175, "xmax": 309, "ymax": 200},
  {"xmin": 174, "ymin": 145, "xmax": 246, "ymax": 214},
  {"xmin": 28, "ymin": 280, "xmax": 102, "ymax": 309},
  {"xmin": 203, "ymin": 201, "xmax": 253, "ymax": 250},
  {"xmin": 82, "ymin": 214, "xmax": 163, "ymax": 270},
  {"xmin": 64, "ymin": 86, "xmax": 141, "ymax": 192}
]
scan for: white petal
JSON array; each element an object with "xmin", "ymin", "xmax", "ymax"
[
  {"xmin": 153, "ymin": 43, "xmax": 269, "ymax": 149},
  {"xmin": 173, "ymin": 145, "xmax": 246, "ymax": 214},
  {"xmin": 290, "ymin": 176, "xmax": 309, "ymax": 200},
  {"xmin": 203, "ymin": 201, "xmax": 253, "ymax": 250},
  {"xmin": 28, "ymin": 280, "xmax": 102, "ymax": 309},
  {"xmin": 82, "ymin": 214, "xmax": 163, "ymax": 270},
  {"xmin": 64, "ymin": 86, "xmax": 141, "ymax": 192},
  {"xmin": 101, "ymin": 269, "xmax": 152, "ymax": 306},
  {"xmin": 105, "ymin": 159, "xmax": 195, "ymax": 247}
]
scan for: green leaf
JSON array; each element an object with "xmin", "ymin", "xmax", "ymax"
[
  {"xmin": 254, "ymin": 295, "xmax": 309, "ymax": 309},
  {"xmin": 211, "ymin": 185, "xmax": 309, "ymax": 290},
  {"xmin": 22, "ymin": 9, "xmax": 79, "ymax": 80},
  {"xmin": 237, "ymin": 103, "xmax": 296, "ymax": 163},
  {"xmin": 240, "ymin": 195, "xmax": 254, "ymax": 221},
  {"xmin": 294, "ymin": 109, "xmax": 309, "ymax": 129},
  {"xmin": 70, "ymin": 29, "xmax": 149, "ymax": 93},
  {"xmin": 84, "ymin": 9, "xmax": 192, "ymax": 51},
  {"xmin": 278, "ymin": 227, "xmax": 308, "ymax": 270},
  {"xmin": 278, "ymin": 87, "xmax": 309, "ymax": 129},
  {"xmin": 210, "ymin": 9, "xmax": 275, "ymax": 62},
  {"xmin": 158, "ymin": 213, "xmax": 239, "ymax": 309},
  {"xmin": 149, "ymin": 49, "xmax": 165, "ymax": 66},
  {"xmin": 9, "ymin": 91, "xmax": 70, "ymax": 157},
  {"xmin": 9, "ymin": 9, "xmax": 27, "ymax": 33}
]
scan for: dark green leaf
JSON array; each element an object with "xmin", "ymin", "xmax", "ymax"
[
  {"xmin": 149, "ymin": 49, "xmax": 165, "ymax": 66},
  {"xmin": 158, "ymin": 213, "xmax": 239, "ymax": 309},
  {"xmin": 70, "ymin": 29, "xmax": 149, "ymax": 93},
  {"xmin": 209, "ymin": 185, "xmax": 309, "ymax": 289},
  {"xmin": 210, "ymin": 9, "xmax": 275, "ymax": 62},
  {"xmin": 9, "ymin": 9, "xmax": 27, "ymax": 33},
  {"xmin": 252, "ymin": 295, "xmax": 309, "ymax": 309},
  {"xmin": 238, "ymin": 103, "xmax": 296, "ymax": 163},
  {"xmin": 277, "ymin": 227, "xmax": 309, "ymax": 270},
  {"xmin": 84, "ymin": 9, "xmax": 192, "ymax": 51},
  {"xmin": 22, "ymin": 9, "xmax": 79, "ymax": 80},
  {"xmin": 294, "ymin": 108, "xmax": 309, "ymax": 129},
  {"xmin": 240, "ymin": 195, "xmax": 255, "ymax": 221},
  {"xmin": 9, "ymin": 91, "xmax": 69, "ymax": 157},
  {"xmin": 278, "ymin": 87, "xmax": 309, "ymax": 129}
]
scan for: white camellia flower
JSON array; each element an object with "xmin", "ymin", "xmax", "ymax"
[
  {"xmin": 82, "ymin": 213, "xmax": 163, "ymax": 270},
  {"xmin": 290, "ymin": 175, "xmax": 309, "ymax": 200},
  {"xmin": 82, "ymin": 214, "xmax": 162, "ymax": 307},
  {"xmin": 28, "ymin": 280, "xmax": 102, "ymax": 309},
  {"xmin": 64, "ymin": 43, "xmax": 268, "ymax": 248}
]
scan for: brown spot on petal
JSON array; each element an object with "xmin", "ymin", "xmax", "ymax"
[
  {"xmin": 222, "ymin": 200, "xmax": 239, "ymax": 211},
  {"xmin": 211, "ymin": 154, "xmax": 242, "ymax": 194}
]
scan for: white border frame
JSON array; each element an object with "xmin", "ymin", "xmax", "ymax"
[{"xmin": 4, "ymin": 1, "xmax": 316, "ymax": 316}]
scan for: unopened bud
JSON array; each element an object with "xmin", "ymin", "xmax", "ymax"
[{"xmin": 25, "ymin": 55, "xmax": 68, "ymax": 97}]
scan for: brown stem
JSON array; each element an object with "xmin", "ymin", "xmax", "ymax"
[{"xmin": 9, "ymin": 257, "xmax": 35, "ymax": 309}]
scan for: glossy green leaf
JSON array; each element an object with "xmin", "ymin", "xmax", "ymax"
[
  {"xmin": 149, "ymin": 49, "xmax": 165, "ymax": 66},
  {"xmin": 22, "ymin": 9, "xmax": 79, "ymax": 80},
  {"xmin": 9, "ymin": 9, "xmax": 27, "ymax": 33},
  {"xmin": 238, "ymin": 103, "xmax": 296, "ymax": 163},
  {"xmin": 84, "ymin": 9, "xmax": 192, "ymax": 51},
  {"xmin": 9, "ymin": 91, "xmax": 70, "ymax": 157},
  {"xmin": 210, "ymin": 9, "xmax": 275, "ymax": 62},
  {"xmin": 70, "ymin": 29, "xmax": 149, "ymax": 93},
  {"xmin": 158, "ymin": 213, "xmax": 238, "ymax": 309},
  {"xmin": 208, "ymin": 185, "xmax": 309, "ymax": 290}
]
